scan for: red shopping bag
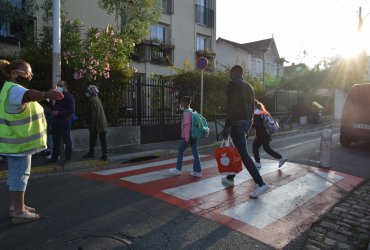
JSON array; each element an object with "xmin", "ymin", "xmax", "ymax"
[{"xmin": 213, "ymin": 137, "xmax": 242, "ymax": 175}]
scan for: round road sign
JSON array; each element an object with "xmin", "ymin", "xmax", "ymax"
[{"xmin": 196, "ymin": 57, "xmax": 208, "ymax": 70}]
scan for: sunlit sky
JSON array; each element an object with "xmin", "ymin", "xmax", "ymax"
[{"xmin": 216, "ymin": 0, "xmax": 370, "ymax": 68}]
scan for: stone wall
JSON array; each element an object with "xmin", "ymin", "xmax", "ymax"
[{"xmin": 71, "ymin": 125, "xmax": 140, "ymax": 152}]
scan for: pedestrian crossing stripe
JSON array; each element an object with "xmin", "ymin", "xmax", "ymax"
[
  {"xmin": 94, "ymin": 155, "xmax": 209, "ymax": 175},
  {"xmin": 222, "ymin": 171, "xmax": 343, "ymax": 229},
  {"xmin": 80, "ymin": 154, "xmax": 363, "ymax": 249}
]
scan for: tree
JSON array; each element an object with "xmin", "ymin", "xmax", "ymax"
[
  {"xmin": 275, "ymin": 57, "xmax": 288, "ymax": 76},
  {"xmin": 0, "ymin": 0, "xmax": 39, "ymax": 45},
  {"xmin": 60, "ymin": 0, "xmax": 161, "ymax": 81},
  {"xmin": 98, "ymin": 0, "xmax": 161, "ymax": 42}
]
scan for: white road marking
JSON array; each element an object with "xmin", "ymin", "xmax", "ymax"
[
  {"xmin": 120, "ymin": 159, "xmax": 217, "ymax": 184},
  {"xmin": 275, "ymin": 138, "xmax": 320, "ymax": 151},
  {"xmin": 163, "ymin": 159, "xmax": 280, "ymax": 200},
  {"xmin": 94, "ymin": 155, "xmax": 208, "ymax": 175},
  {"xmin": 222, "ymin": 171, "xmax": 343, "ymax": 229}
]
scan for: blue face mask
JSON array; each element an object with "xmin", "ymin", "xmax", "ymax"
[{"xmin": 57, "ymin": 86, "xmax": 64, "ymax": 92}]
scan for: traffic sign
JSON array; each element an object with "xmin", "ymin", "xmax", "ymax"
[{"xmin": 196, "ymin": 57, "xmax": 208, "ymax": 70}]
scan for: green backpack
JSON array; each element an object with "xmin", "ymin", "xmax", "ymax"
[{"xmin": 185, "ymin": 109, "xmax": 210, "ymax": 139}]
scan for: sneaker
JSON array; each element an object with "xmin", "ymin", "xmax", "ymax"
[
  {"xmin": 221, "ymin": 177, "xmax": 234, "ymax": 187},
  {"xmin": 190, "ymin": 171, "xmax": 202, "ymax": 177},
  {"xmin": 249, "ymin": 184, "xmax": 269, "ymax": 198},
  {"xmin": 9, "ymin": 205, "xmax": 35, "ymax": 217},
  {"xmin": 278, "ymin": 157, "xmax": 287, "ymax": 168},
  {"xmin": 83, "ymin": 152, "xmax": 94, "ymax": 159},
  {"xmin": 169, "ymin": 168, "xmax": 182, "ymax": 175},
  {"xmin": 255, "ymin": 162, "xmax": 262, "ymax": 169},
  {"xmin": 11, "ymin": 210, "xmax": 40, "ymax": 224}
]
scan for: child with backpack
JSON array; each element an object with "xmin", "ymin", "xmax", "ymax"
[
  {"xmin": 169, "ymin": 96, "xmax": 202, "ymax": 177},
  {"xmin": 252, "ymin": 100, "xmax": 287, "ymax": 168}
]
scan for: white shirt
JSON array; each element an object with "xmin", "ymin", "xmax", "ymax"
[{"xmin": 5, "ymin": 85, "xmax": 28, "ymax": 113}]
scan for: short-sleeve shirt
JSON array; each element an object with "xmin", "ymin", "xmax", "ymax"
[{"xmin": 5, "ymin": 85, "xmax": 28, "ymax": 114}]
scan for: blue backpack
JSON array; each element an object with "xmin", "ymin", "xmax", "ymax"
[{"xmin": 185, "ymin": 109, "xmax": 210, "ymax": 139}]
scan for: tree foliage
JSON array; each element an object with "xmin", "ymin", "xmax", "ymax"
[
  {"xmin": 98, "ymin": 0, "xmax": 161, "ymax": 42},
  {"xmin": 280, "ymin": 53, "xmax": 368, "ymax": 94}
]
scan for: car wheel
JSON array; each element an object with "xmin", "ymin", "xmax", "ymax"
[{"xmin": 340, "ymin": 134, "xmax": 351, "ymax": 147}]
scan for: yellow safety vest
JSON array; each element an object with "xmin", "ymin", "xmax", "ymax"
[{"xmin": 0, "ymin": 81, "xmax": 47, "ymax": 154}]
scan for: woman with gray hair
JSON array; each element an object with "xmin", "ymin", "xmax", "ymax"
[{"xmin": 83, "ymin": 85, "xmax": 108, "ymax": 161}]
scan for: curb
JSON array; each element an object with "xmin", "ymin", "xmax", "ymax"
[{"xmin": 0, "ymin": 150, "xmax": 172, "ymax": 180}]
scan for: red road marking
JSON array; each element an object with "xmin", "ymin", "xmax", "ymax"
[{"xmin": 78, "ymin": 157, "xmax": 364, "ymax": 249}]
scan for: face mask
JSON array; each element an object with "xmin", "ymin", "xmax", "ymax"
[
  {"xmin": 15, "ymin": 76, "xmax": 30, "ymax": 86},
  {"xmin": 179, "ymin": 105, "xmax": 184, "ymax": 111},
  {"xmin": 57, "ymin": 87, "xmax": 64, "ymax": 92}
]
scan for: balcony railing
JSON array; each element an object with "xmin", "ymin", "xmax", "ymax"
[
  {"xmin": 131, "ymin": 40, "xmax": 174, "ymax": 66},
  {"xmin": 161, "ymin": 0, "xmax": 174, "ymax": 14},
  {"xmin": 195, "ymin": 4, "xmax": 214, "ymax": 27}
]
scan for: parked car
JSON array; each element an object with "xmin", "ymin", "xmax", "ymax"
[{"xmin": 340, "ymin": 83, "xmax": 370, "ymax": 146}]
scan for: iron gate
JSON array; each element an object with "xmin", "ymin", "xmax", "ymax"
[{"xmin": 113, "ymin": 75, "xmax": 200, "ymax": 144}]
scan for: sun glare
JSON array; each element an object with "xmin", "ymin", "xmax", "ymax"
[
  {"xmin": 335, "ymin": 34, "xmax": 364, "ymax": 59},
  {"xmin": 335, "ymin": 28, "xmax": 370, "ymax": 60}
]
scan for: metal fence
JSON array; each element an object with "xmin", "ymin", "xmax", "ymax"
[
  {"xmin": 103, "ymin": 76, "xmax": 199, "ymax": 143},
  {"xmin": 114, "ymin": 76, "xmax": 199, "ymax": 126}
]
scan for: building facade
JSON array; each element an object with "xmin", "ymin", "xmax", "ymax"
[
  {"xmin": 131, "ymin": 0, "xmax": 216, "ymax": 79},
  {"xmin": 1, "ymin": 0, "xmax": 216, "ymax": 80},
  {"xmin": 216, "ymin": 37, "xmax": 284, "ymax": 80}
]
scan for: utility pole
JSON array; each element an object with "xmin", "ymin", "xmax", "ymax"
[
  {"xmin": 358, "ymin": 6, "xmax": 370, "ymax": 32},
  {"xmin": 358, "ymin": 7, "xmax": 363, "ymax": 32},
  {"xmin": 52, "ymin": 0, "xmax": 61, "ymax": 88},
  {"xmin": 262, "ymin": 52, "xmax": 265, "ymax": 92}
]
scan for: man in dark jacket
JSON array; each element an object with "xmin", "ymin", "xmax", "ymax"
[
  {"xmin": 82, "ymin": 85, "xmax": 108, "ymax": 161},
  {"xmin": 221, "ymin": 65, "xmax": 269, "ymax": 198},
  {"xmin": 48, "ymin": 80, "xmax": 75, "ymax": 164}
]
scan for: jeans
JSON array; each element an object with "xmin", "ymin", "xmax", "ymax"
[
  {"xmin": 51, "ymin": 120, "xmax": 72, "ymax": 160},
  {"xmin": 227, "ymin": 120, "xmax": 264, "ymax": 186},
  {"xmin": 7, "ymin": 155, "xmax": 32, "ymax": 192},
  {"xmin": 88, "ymin": 130, "xmax": 108, "ymax": 156},
  {"xmin": 176, "ymin": 139, "xmax": 201, "ymax": 173},
  {"xmin": 253, "ymin": 138, "xmax": 282, "ymax": 163}
]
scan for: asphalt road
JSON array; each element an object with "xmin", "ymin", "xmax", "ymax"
[
  {"xmin": 252, "ymin": 127, "xmax": 370, "ymax": 179},
  {"xmin": 0, "ymin": 128, "xmax": 369, "ymax": 250}
]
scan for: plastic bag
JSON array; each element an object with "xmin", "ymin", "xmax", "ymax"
[{"xmin": 213, "ymin": 137, "xmax": 242, "ymax": 175}]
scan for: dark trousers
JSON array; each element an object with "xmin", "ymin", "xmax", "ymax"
[
  {"xmin": 51, "ymin": 120, "xmax": 72, "ymax": 160},
  {"xmin": 226, "ymin": 120, "xmax": 264, "ymax": 186},
  {"xmin": 89, "ymin": 130, "xmax": 107, "ymax": 156},
  {"xmin": 252, "ymin": 138, "xmax": 282, "ymax": 163}
]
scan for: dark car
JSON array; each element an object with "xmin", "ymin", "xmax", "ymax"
[{"xmin": 340, "ymin": 83, "xmax": 370, "ymax": 146}]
